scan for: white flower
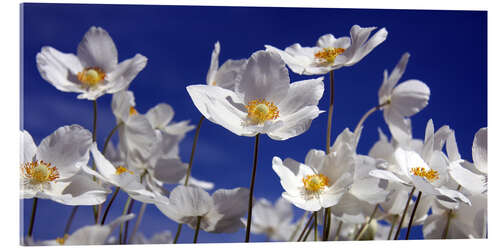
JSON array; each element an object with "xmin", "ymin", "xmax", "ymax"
[
  {"xmin": 378, "ymin": 53, "xmax": 430, "ymax": 144},
  {"xmin": 21, "ymin": 126, "xmax": 108, "ymax": 205},
  {"xmin": 272, "ymin": 129, "xmax": 356, "ymax": 211},
  {"xmin": 205, "ymin": 41, "xmax": 247, "ymax": 90},
  {"xmin": 89, "ymin": 143, "xmax": 158, "ymax": 203},
  {"xmin": 36, "ymin": 26, "xmax": 147, "ymax": 100},
  {"xmin": 128, "ymin": 231, "xmax": 173, "ymax": 244},
  {"xmin": 246, "ymin": 197, "xmax": 296, "ymax": 241},
  {"xmin": 155, "ymin": 185, "xmax": 249, "ymax": 233},
  {"xmin": 187, "ymin": 50, "xmax": 324, "ymax": 140},
  {"xmin": 265, "ymin": 25, "xmax": 387, "ymax": 75}
]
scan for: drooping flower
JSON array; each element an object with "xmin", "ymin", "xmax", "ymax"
[
  {"xmin": 272, "ymin": 129, "xmax": 356, "ymax": 211},
  {"xmin": 36, "ymin": 26, "xmax": 147, "ymax": 100},
  {"xmin": 265, "ymin": 25, "xmax": 387, "ymax": 75},
  {"xmin": 155, "ymin": 185, "xmax": 249, "ymax": 233},
  {"xmin": 187, "ymin": 50, "xmax": 324, "ymax": 140},
  {"xmin": 245, "ymin": 197, "xmax": 296, "ymax": 241},
  {"xmin": 21, "ymin": 126, "xmax": 109, "ymax": 205},
  {"xmin": 378, "ymin": 53, "xmax": 430, "ymax": 144},
  {"xmin": 205, "ymin": 41, "xmax": 247, "ymax": 90}
]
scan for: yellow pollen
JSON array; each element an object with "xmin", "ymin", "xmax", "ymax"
[
  {"xmin": 410, "ymin": 167, "xmax": 439, "ymax": 182},
  {"xmin": 211, "ymin": 81, "xmax": 217, "ymax": 86},
  {"xmin": 245, "ymin": 99, "xmax": 279, "ymax": 124},
  {"xmin": 129, "ymin": 106, "xmax": 138, "ymax": 116},
  {"xmin": 115, "ymin": 166, "xmax": 134, "ymax": 175},
  {"xmin": 56, "ymin": 234, "xmax": 69, "ymax": 245},
  {"xmin": 77, "ymin": 67, "xmax": 106, "ymax": 87},
  {"xmin": 21, "ymin": 160, "xmax": 59, "ymax": 183},
  {"xmin": 314, "ymin": 47, "xmax": 345, "ymax": 64},
  {"xmin": 302, "ymin": 174, "xmax": 329, "ymax": 192}
]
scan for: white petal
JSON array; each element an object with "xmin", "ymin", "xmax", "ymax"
[
  {"xmin": 391, "ymin": 80, "xmax": 430, "ymax": 116},
  {"xmin": 350, "ymin": 177, "xmax": 391, "ymax": 204},
  {"xmin": 369, "ymin": 169, "xmax": 407, "ymax": 184},
  {"xmin": 368, "ymin": 128, "xmax": 393, "ymax": 160},
  {"xmin": 316, "ymin": 34, "xmax": 351, "ymax": 49},
  {"xmin": 236, "ymin": 50, "xmax": 290, "ymax": 104},
  {"xmin": 111, "ymin": 90, "xmax": 135, "ymax": 122},
  {"xmin": 105, "ymin": 54, "xmax": 148, "ymax": 92},
  {"xmin": 206, "ymin": 41, "xmax": 220, "ymax": 85},
  {"xmin": 186, "ymin": 85, "xmax": 253, "ymax": 136},
  {"xmin": 36, "ymin": 125, "xmax": 92, "ymax": 179},
  {"xmin": 267, "ymin": 106, "xmax": 322, "ymax": 140},
  {"xmin": 446, "ymin": 130, "xmax": 461, "ymax": 161},
  {"xmin": 21, "ymin": 130, "xmax": 37, "ymax": 163},
  {"xmin": 449, "ymin": 162, "xmax": 486, "ymax": 195},
  {"xmin": 305, "ymin": 149, "xmax": 326, "ymax": 171},
  {"xmin": 271, "ymin": 157, "xmax": 303, "ymax": 196},
  {"xmin": 282, "ymin": 192, "xmax": 321, "ymax": 212},
  {"xmin": 153, "ymin": 158, "xmax": 187, "ymax": 184},
  {"xmin": 36, "ymin": 46, "xmax": 84, "ymax": 93},
  {"xmin": 119, "ymin": 114, "xmax": 157, "ymax": 158},
  {"xmin": 214, "ymin": 59, "xmax": 247, "ymax": 91},
  {"xmin": 344, "ymin": 26, "xmax": 388, "ymax": 66},
  {"xmin": 65, "ymin": 214, "xmax": 134, "ymax": 245},
  {"xmin": 378, "ymin": 53, "xmax": 410, "ymax": 102},
  {"xmin": 169, "ymin": 186, "xmax": 213, "ymax": 217},
  {"xmin": 472, "ymin": 127, "xmax": 487, "ymax": 174},
  {"xmin": 383, "ymin": 107, "xmax": 412, "ymax": 145},
  {"xmin": 146, "ymin": 103, "xmax": 174, "ymax": 129},
  {"xmin": 77, "ymin": 26, "xmax": 118, "ymax": 72},
  {"xmin": 183, "ymin": 176, "xmax": 215, "ymax": 190},
  {"xmin": 49, "ymin": 171, "xmax": 110, "ymax": 206},
  {"xmin": 90, "ymin": 143, "xmax": 118, "ymax": 183},
  {"xmin": 265, "ymin": 44, "xmax": 323, "ymax": 75},
  {"xmin": 277, "ymin": 77, "xmax": 324, "ymax": 116}
]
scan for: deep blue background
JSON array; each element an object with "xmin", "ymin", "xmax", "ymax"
[{"xmin": 21, "ymin": 3, "xmax": 486, "ymax": 243}]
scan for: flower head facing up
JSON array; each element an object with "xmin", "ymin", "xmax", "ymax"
[
  {"xmin": 314, "ymin": 47, "xmax": 346, "ymax": 65},
  {"xmin": 36, "ymin": 26, "xmax": 148, "ymax": 100},
  {"xmin": 187, "ymin": 50, "xmax": 325, "ymax": 140},
  {"xmin": 410, "ymin": 167, "xmax": 439, "ymax": 182},
  {"xmin": 302, "ymin": 174, "xmax": 329, "ymax": 194},
  {"xmin": 22, "ymin": 160, "xmax": 60, "ymax": 188}
]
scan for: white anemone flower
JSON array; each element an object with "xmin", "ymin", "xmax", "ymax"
[
  {"xmin": 447, "ymin": 128, "xmax": 487, "ymax": 195},
  {"xmin": 21, "ymin": 126, "xmax": 108, "ymax": 205},
  {"xmin": 246, "ymin": 197, "xmax": 296, "ymax": 241},
  {"xmin": 272, "ymin": 129, "xmax": 356, "ymax": 211},
  {"xmin": 89, "ymin": 144, "xmax": 158, "ymax": 203},
  {"xmin": 265, "ymin": 25, "xmax": 387, "ymax": 75},
  {"xmin": 206, "ymin": 41, "xmax": 247, "ymax": 90},
  {"xmin": 40, "ymin": 214, "xmax": 135, "ymax": 246},
  {"xmin": 155, "ymin": 185, "xmax": 249, "ymax": 233},
  {"xmin": 127, "ymin": 231, "xmax": 173, "ymax": 244},
  {"xmin": 370, "ymin": 120, "xmax": 470, "ymax": 206},
  {"xmin": 187, "ymin": 50, "xmax": 324, "ymax": 140},
  {"xmin": 378, "ymin": 53, "xmax": 430, "ymax": 144},
  {"xmin": 36, "ymin": 26, "xmax": 147, "ymax": 100}
]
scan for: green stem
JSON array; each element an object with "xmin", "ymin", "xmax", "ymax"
[
  {"xmin": 354, "ymin": 204, "xmax": 379, "ymax": 240},
  {"xmin": 63, "ymin": 206, "xmax": 78, "ymax": 235},
  {"xmin": 322, "ymin": 207, "xmax": 331, "ymax": 241},
  {"xmin": 129, "ymin": 202, "xmax": 147, "ymax": 243},
  {"xmin": 27, "ymin": 198, "xmax": 38, "ymax": 238},
  {"xmin": 334, "ymin": 221, "xmax": 343, "ymax": 241},
  {"xmin": 102, "ymin": 122, "xmax": 124, "ymax": 155},
  {"xmin": 387, "ymin": 215, "xmax": 398, "ymax": 240},
  {"xmin": 313, "ymin": 211, "xmax": 318, "ymax": 241},
  {"xmin": 302, "ymin": 217, "xmax": 315, "ymax": 241},
  {"xmin": 353, "ymin": 101, "xmax": 389, "ymax": 137},
  {"xmin": 289, "ymin": 211, "xmax": 308, "ymax": 241},
  {"xmin": 122, "ymin": 198, "xmax": 135, "ymax": 244},
  {"xmin": 405, "ymin": 191, "xmax": 422, "ymax": 240},
  {"xmin": 193, "ymin": 216, "xmax": 202, "ymax": 243},
  {"xmin": 393, "ymin": 187, "xmax": 415, "ymax": 240},
  {"xmin": 100, "ymin": 187, "xmax": 120, "ymax": 225},
  {"xmin": 442, "ymin": 185, "xmax": 461, "ymax": 239},
  {"xmin": 119, "ymin": 197, "xmax": 133, "ymax": 244},
  {"xmin": 173, "ymin": 224, "xmax": 183, "ymax": 244},
  {"xmin": 326, "ymin": 70, "xmax": 334, "ymax": 154},
  {"xmin": 296, "ymin": 212, "xmax": 313, "ymax": 241},
  {"xmin": 91, "ymin": 99, "xmax": 99, "ymax": 223},
  {"xmin": 244, "ymin": 134, "xmax": 260, "ymax": 242}
]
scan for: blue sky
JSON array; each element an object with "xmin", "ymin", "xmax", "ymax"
[{"xmin": 21, "ymin": 3, "xmax": 486, "ymax": 243}]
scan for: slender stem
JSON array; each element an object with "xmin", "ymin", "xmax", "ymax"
[
  {"xmin": 296, "ymin": 213, "xmax": 314, "ymax": 242},
  {"xmin": 119, "ymin": 197, "xmax": 133, "ymax": 244},
  {"xmin": 322, "ymin": 207, "xmax": 331, "ymax": 241},
  {"xmin": 387, "ymin": 215, "xmax": 398, "ymax": 240},
  {"xmin": 393, "ymin": 187, "xmax": 415, "ymax": 240},
  {"xmin": 289, "ymin": 211, "xmax": 308, "ymax": 241},
  {"xmin": 92, "ymin": 100, "xmax": 98, "ymax": 142},
  {"xmin": 302, "ymin": 217, "xmax": 315, "ymax": 241},
  {"xmin": 326, "ymin": 70, "xmax": 334, "ymax": 154},
  {"xmin": 63, "ymin": 206, "xmax": 78, "ymax": 235},
  {"xmin": 442, "ymin": 185, "xmax": 461, "ymax": 239},
  {"xmin": 405, "ymin": 191, "xmax": 422, "ymax": 240},
  {"xmin": 313, "ymin": 211, "xmax": 318, "ymax": 241},
  {"xmin": 193, "ymin": 216, "xmax": 202, "ymax": 243},
  {"xmin": 100, "ymin": 187, "xmax": 120, "ymax": 225},
  {"xmin": 173, "ymin": 224, "xmax": 183, "ymax": 244},
  {"xmin": 102, "ymin": 122, "xmax": 124, "ymax": 155},
  {"xmin": 184, "ymin": 116, "xmax": 204, "ymax": 186},
  {"xmin": 245, "ymin": 134, "xmax": 261, "ymax": 242},
  {"xmin": 27, "ymin": 198, "xmax": 38, "ymax": 238},
  {"xmin": 354, "ymin": 204, "xmax": 379, "ymax": 240},
  {"xmin": 334, "ymin": 221, "xmax": 343, "ymax": 241},
  {"xmin": 122, "ymin": 198, "xmax": 135, "ymax": 244},
  {"xmin": 354, "ymin": 101, "xmax": 389, "ymax": 136},
  {"xmin": 129, "ymin": 203, "xmax": 147, "ymax": 243}
]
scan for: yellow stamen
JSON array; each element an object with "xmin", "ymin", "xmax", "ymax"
[
  {"xmin": 77, "ymin": 67, "xmax": 106, "ymax": 87},
  {"xmin": 115, "ymin": 166, "xmax": 134, "ymax": 175},
  {"xmin": 211, "ymin": 81, "xmax": 217, "ymax": 86},
  {"xmin": 314, "ymin": 47, "xmax": 345, "ymax": 64},
  {"xmin": 410, "ymin": 167, "xmax": 439, "ymax": 182},
  {"xmin": 245, "ymin": 99, "xmax": 279, "ymax": 125},
  {"xmin": 56, "ymin": 234, "xmax": 69, "ymax": 245},
  {"xmin": 129, "ymin": 106, "xmax": 138, "ymax": 116},
  {"xmin": 302, "ymin": 174, "xmax": 329, "ymax": 192},
  {"xmin": 21, "ymin": 160, "xmax": 59, "ymax": 184}
]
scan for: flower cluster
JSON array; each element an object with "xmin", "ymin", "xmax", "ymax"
[{"xmin": 22, "ymin": 23, "xmax": 486, "ymax": 246}]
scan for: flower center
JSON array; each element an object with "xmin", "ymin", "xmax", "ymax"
[
  {"xmin": 129, "ymin": 106, "xmax": 138, "ymax": 116},
  {"xmin": 302, "ymin": 174, "xmax": 329, "ymax": 193},
  {"xmin": 56, "ymin": 234, "xmax": 69, "ymax": 245},
  {"xmin": 115, "ymin": 166, "xmax": 134, "ymax": 175},
  {"xmin": 21, "ymin": 160, "xmax": 59, "ymax": 184},
  {"xmin": 314, "ymin": 47, "xmax": 345, "ymax": 64},
  {"xmin": 245, "ymin": 99, "xmax": 279, "ymax": 125},
  {"xmin": 410, "ymin": 167, "xmax": 439, "ymax": 182},
  {"xmin": 77, "ymin": 67, "xmax": 106, "ymax": 87}
]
